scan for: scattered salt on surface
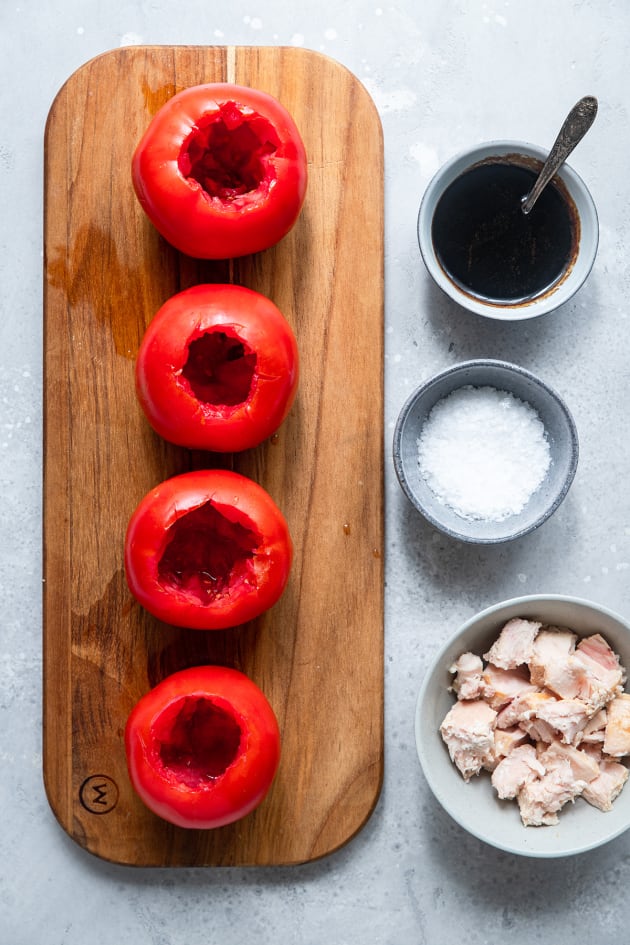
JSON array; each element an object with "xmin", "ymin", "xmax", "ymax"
[
  {"xmin": 417, "ymin": 385, "xmax": 551, "ymax": 522},
  {"xmin": 120, "ymin": 32, "xmax": 143, "ymax": 46}
]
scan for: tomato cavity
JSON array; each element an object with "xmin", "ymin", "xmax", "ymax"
[
  {"xmin": 157, "ymin": 696, "xmax": 242, "ymax": 786},
  {"xmin": 182, "ymin": 330, "xmax": 256, "ymax": 406},
  {"xmin": 158, "ymin": 500, "xmax": 259, "ymax": 603},
  {"xmin": 179, "ymin": 101, "xmax": 280, "ymax": 201}
]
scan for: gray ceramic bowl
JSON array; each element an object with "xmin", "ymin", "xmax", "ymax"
[
  {"xmin": 418, "ymin": 140, "xmax": 599, "ymax": 320},
  {"xmin": 415, "ymin": 595, "xmax": 630, "ymax": 857},
  {"xmin": 392, "ymin": 360, "xmax": 578, "ymax": 543}
]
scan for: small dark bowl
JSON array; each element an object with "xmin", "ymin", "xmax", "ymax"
[{"xmin": 392, "ymin": 359, "xmax": 579, "ymax": 543}]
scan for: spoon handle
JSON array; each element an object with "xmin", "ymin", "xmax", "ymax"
[{"xmin": 521, "ymin": 95, "xmax": 598, "ymax": 215}]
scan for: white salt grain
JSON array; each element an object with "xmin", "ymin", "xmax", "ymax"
[{"xmin": 417, "ymin": 385, "xmax": 551, "ymax": 522}]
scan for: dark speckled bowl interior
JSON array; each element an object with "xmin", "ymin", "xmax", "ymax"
[{"xmin": 392, "ymin": 359, "xmax": 579, "ymax": 543}]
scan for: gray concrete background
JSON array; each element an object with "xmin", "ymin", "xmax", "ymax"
[{"xmin": 2, "ymin": 1, "xmax": 630, "ymax": 942}]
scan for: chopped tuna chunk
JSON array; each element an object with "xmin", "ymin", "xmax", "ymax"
[
  {"xmin": 582, "ymin": 757, "xmax": 629, "ymax": 812},
  {"xmin": 577, "ymin": 634, "xmax": 625, "ymax": 674},
  {"xmin": 483, "ymin": 618, "xmax": 542, "ymax": 669},
  {"xmin": 537, "ymin": 655, "xmax": 587, "ymax": 701},
  {"xmin": 578, "ymin": 707, "xmax": 607, "ymax": 744},
  {"xmin": 519, "ymin": 716, "xmax": 557, "ymax": 745},
  {"xmin": 494, "ymin": 726, "xmax": 529, "ymax": 760},
  {"xmin": 449, "ymin": 652, "xmax": 486, "ymax": 701},
  {"xmin": 439, "ymin": 699, "xmax": 497, "ymax": 781},
  {"xmin": 580, "ymin": 742, "xmax": 603, "ymax": 761},
  {"xmin": 491, "ymin": 744, "xmax": 545, "ymax": 800},
  {"xmin": 535, "ymin": 698, "xmax": 593, "ymax": 745},
  {"xmin": 538, "ymin": 740, "xmax": 600, "ymax": 783},
  {"xmin": 573, "ymin": 636, "xmax": 625, "ymax": 710},
  {"xmin": 529, "ymin": 627, "xmax": 577, "ymax": 688},
  {"xmin": 484, "ymin": 726, "xmax": 530, "ymax": 771},
  {"xmin": 603, "ymin": 694, "xmax": 630, "ymax": 758},
  {"xmin": 517, "ymin": 760, "xmax": 587, "ymax": 827},
  {"xmin": 495, "ymin": 690, "xmax": 555, "ymax": 730},
  {"xmin": 482, "ymin": 664, "xmax": 538, "ymax": 710}
]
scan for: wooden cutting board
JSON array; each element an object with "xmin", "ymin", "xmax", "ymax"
[{"xmin": 43, "ymin": 45, "xmax": 384, "ymax": 867}]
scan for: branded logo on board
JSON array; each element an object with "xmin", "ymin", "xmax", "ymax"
[{"xmin": 79, "ymin": 774, "xmax": 119, "ymax": 814}]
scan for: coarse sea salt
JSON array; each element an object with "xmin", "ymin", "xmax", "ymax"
[{"xmin": 417, "ymin": 385, "xmax": 551, "ymax": 522}]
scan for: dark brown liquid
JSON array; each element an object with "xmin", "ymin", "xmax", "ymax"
[{"xmin": 431, "ymin": 160, "xmax": 577, "ymax": 304}]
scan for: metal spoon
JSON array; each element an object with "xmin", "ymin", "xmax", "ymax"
[{"xmin": 521, "ymin": 95, "xmax": 598, "ymax": 215}]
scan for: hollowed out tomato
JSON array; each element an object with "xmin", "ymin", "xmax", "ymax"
[
  {"xmin": 125, "ymin": 665, "xmax": 281, "ymax": 829},
  {"xmin": 132, "ymin": 83, "xmax": 308, "ymax": 259},
  {"xmin": 124, "ymin": 469, "xmax": 292, "ymax": 629},
  {"xmin": 135, "ymin": 284, "xmax": 299, "ymax": 453}
]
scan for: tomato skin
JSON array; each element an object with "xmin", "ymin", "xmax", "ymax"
[
  {"xmin": 124, "ymin": 469, "xmax": 292, "ymax": 629},
  {"xmin": 125, "ymin": 665, "xmax": 281, "ymax": 829},
  {"xmin": 135, "ymin": 284, "xmax": 299, "ymax": 453},
  {"xmin": 132, "ymin": 83, "xmax": 308, "ymax": 259}
]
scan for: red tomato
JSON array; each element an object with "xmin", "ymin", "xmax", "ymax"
[
  {"xmin": 125, "ymin": 665, "xmax": 281, "ymax": 829},
  {"xmin": 124, "ymin": 469, "xmax": 292, "ymax": 629},
  {"xmin": 132, "ymin": 82, "xmax": 308, "ymax": 259},
  {"xmin": 135, "ymin": 283, "xmax": 299, "ymax": 453}
]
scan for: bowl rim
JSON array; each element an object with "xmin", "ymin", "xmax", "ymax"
[
  {"xmin": 415, "ymin": 593, "xmax": 630, "ymax": 857},
  {"xmin": 392, "ymin": 358, "xmax": 579, "ymax": 543},
  {"xmin": 417, "ymin": 139, "xmax": 599, "ymax": 321}
]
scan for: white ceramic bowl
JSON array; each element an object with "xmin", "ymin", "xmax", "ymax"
[
  {"xmin": 415, "ymin": 595, "xmax": 630, "ymax": 857},
  {"xmin": 392, "ymin": 359, "xmax": 579, "ymax": 543},
  {"xmin": 418, "ymin": 140, "xmax": 599, "ymax": 320}
]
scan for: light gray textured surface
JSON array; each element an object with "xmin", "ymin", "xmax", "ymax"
[{"xmin": 3, "ymin": 1, "xmax": 630, "ymax": 942}]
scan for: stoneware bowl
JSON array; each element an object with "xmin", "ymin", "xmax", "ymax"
[
  {"xmin": 392, "ymin": 359, "xmax": 578, "ymax": 543},
  {"xmin": 417, "ymin": 140, "xmax": 599, "ymax": 320},
  {"xmin": 415, "ymin": 595, "xmax": 630, "ymax": 857}
]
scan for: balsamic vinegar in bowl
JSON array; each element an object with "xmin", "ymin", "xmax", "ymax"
[
  {"xmin": 431, "ymin": 158, "xmax": 578, "ymax": 305},
  {"xmin": 417, "ymin": 141, "xmax": 598, "ymax": 321}
]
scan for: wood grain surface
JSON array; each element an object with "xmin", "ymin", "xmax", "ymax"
[{"xmin": 43, "ymin": 45, "xmax": 384, "ymax": 866}]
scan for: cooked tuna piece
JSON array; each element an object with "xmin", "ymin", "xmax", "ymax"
[
  {"xmin": 439, "ymin": 699, "xmax": 497, "ymax": 781},
  {"xmin": 496, "ymin": 690, "xmax": 556, "ymax": 730},
  {"xmin": 494, "ymin": 726, "xmax": 530, "ymax": 760},
  {"xmin": 483, "ymin": 618, "xmax": 542, "ymax": 669},
  {"xmin": 579, "ymin": 743, "xmax": 604, "ymax": 768},
  {"xmin": 578, "ymin": 707, "xmax": 607, "ymax": 744},
  {"xmin": 573, "ymin": 636, "xmax": 625, "ymax": 710},
  {"xmin": 519, "ymin": 716, "xmax": 557, "ymax": 745},
  {"xmin": 482, "ymin": 664, "xmax": 538, "ymax": 710},
  {"xmin": 491, "ymin": 744, "xmax": 545, "ymax": 799},
  {"xmin": 537, "ymin": 656, "xmax": 587, "ymax": 701},
  {"xmin": 449, "ymin": 652, "xmax": 487, "ymax": 701},
  {"xmin": 579, "ymin": 672, "xmax": 624, "ymax": 713},
  {"xmin": 603, "ymin": 694, "xmax": 630, "ymax": 758},
  {"xmin": 538, "ymin": 740, "xmax": 600, "ymax": 783},
  {"xmin": 538, "ymin": 654, "xmax": 622, "ymax": 710},
  {"xmin": 484, "ymin": 726, "xmax": 530, "ymax": 771},
  {"xmin": 517, "ymin": 760, "xmax": 587, "ymax": 827},
  {"xmin": 535, "ymin": 698, "xmax": 593, "ymax": 745},
  {"xmin": 577, "ymin": 634, "xmax": 625, "ymax": 674},
  {"xmin": 529, "ymin": 627, "xmax": 577, "ymax": 688},
  {"xmin": 530, "ymin": 631, "xmax": 623, "ymax": 709},
  {"xmin": 582, "ymin": 757, "xmax": 629, "ymax": 811}
]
